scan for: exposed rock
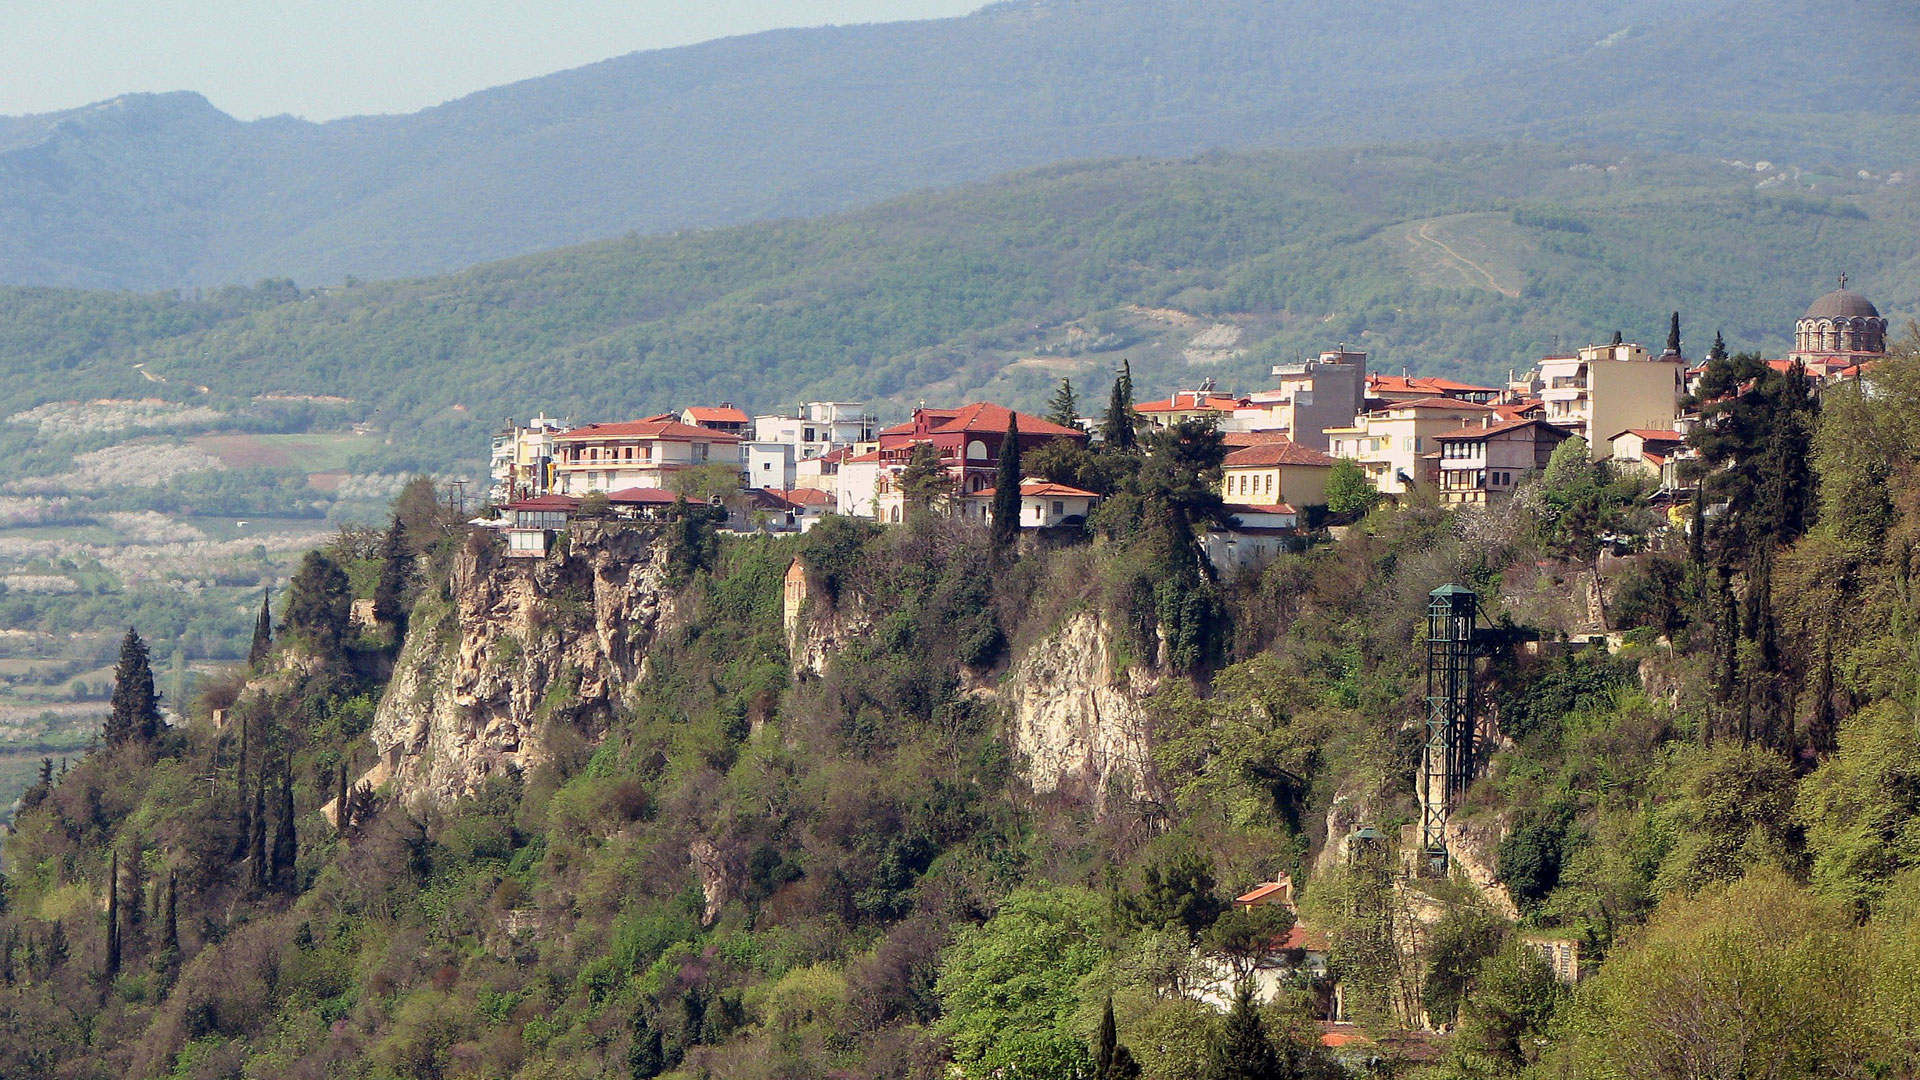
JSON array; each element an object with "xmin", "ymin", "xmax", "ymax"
[
  {"xmin": 366, "ymin": 524, "xmax": 680, "ymax": 808},
  {"xmin": 690, "ymin": 838, "xmax": 731, "ymax": 925},
  {"xmin": 1001, "ymin": 611, "xmax": 1158, "ymax": 817},
  {"xmin": 786, "ymin": 560, "xmax": 871, "ymax": 678}
]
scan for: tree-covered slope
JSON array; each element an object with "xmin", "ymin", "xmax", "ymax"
[
  {"xmin": 0, "ymin": 0, "xmax": 1914, "ymax": 290},
  {"xmin": 1, "ymin": 143, "xmax": 1912, "ymax": 471}
]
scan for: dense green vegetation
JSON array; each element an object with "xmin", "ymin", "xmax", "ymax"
[
  {"xmin": 0, "ymin": 142, "xmax": 1913, "ymax": 474},
  {"xmin": 6, "ymin": 338, "xmax": 1920, "ymax": 1077},
  {"xmin": 3, "ymin": 0, "xmax": 1912, "ymax": 291}
]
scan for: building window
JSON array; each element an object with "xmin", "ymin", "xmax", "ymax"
[{"xmin": 1052, "ymin": 501, "xmax": 1064, "ymax": 516}]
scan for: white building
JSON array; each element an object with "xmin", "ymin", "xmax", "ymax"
[
  {"xmin": 488, "ymin": 415, "xmax": 570, "ymax": 504},
  {"xmin": 746, "ymin": 402, "xmax": 876, "ymax": 489}
]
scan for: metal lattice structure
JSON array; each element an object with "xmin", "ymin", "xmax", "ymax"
[{"xmin": 1421, "ymin": 585, "xmax": 1480, "ymax": 873}]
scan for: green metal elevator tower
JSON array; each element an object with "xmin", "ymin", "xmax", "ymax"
[{"xmin": 1422, "ymin": 585, "xmax": 1480, "ymax": 873}]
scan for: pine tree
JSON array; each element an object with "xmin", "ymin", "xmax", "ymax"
[
  {"xmin": 1102, "ymin": 360, "xmax": 1138, "ymax": 451},
  {"xmin": 281, "ymin": 551, "xmax": 352, "ymax": 661},
  {"xmin": 1047, "ymin": 378, "xmax": 1079, "ymax": 430},
  {"xmin": 373, "ymin": 517, "xmax": 410, "ymax": 626},
  {"xmin": 1709, "ymin": 330, "xmax": 1728, "ymax": 363},
  {"xmin": 104, "ymin": 628, "xmax": 162, "ymax": 746},
  {"xmin": 248, "ymin": 590, "xmax": 272, "ymax": 667},
  {"xmin": 46, "ymin": 919, "xmax": 69, "ymax": 971},
  {"xmin": 271, "ymin": 766, "xmax": 297, "ymax": 893},
  {"xmin": 629, "ymin": 1005, "xmax": 666, "ymax": 1079},
  {"xmin": 105, "ymin": 851, "xmax": 121, "ymax": 978},
  {"xmin": 1205, "ymin": 982, "xmax": 1287, "ymax": 1080},
  {"xmin": 991, "ymin": 411, "xmax": 1024, "ymax": 551}
]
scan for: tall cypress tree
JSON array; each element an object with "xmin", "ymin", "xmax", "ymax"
[
  {"xmin": 1102, "ymin": 360, "xmax": 1138, "ymax": 451},
  {"xmin": 1093, "ymin": 995, "xmax": 1142, "ymax": 1080},
  {"xmin": 247, "ymin": 590, "xmax": 272, "ymax": 667},
  {"xmin": 249, "ymin": 774, "xmax": 269, "ymax": 893},
  {"xmin": 104, "ymin": 851, "xmax": 121, "ymax": 978},
  {"xmin": 1047, "ymin": 378, "xmax": 1079, "ymax": 430},
  {"xmin": 1666, "ymin": 311, "xmax": 1682, "ymax": 355},
  {"xmin": 1709, "ymin": 330, "xmax": 1728, "ymax": 363},
  {"xmin": 373, "ymin": 517, "xmax": 410, "ymax": 626},
  {"xmin": 991, "ymin": 411, "xmax": 1024, "ymax": 550},
  {"xmin": 155, "ymin": 870, "xmax": 179, "ymax": 976},
  {"xmin": 271, "ymin": 766, "xmax": 297, "ymax": 893},
  {"xmin": 105, "ymin": 628, "xmax": 162, "ymax": 746}
]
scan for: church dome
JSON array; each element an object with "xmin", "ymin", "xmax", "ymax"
[{"xmin": 1805, "ymin": 288, "xmax": 1880, "ymax": 320}]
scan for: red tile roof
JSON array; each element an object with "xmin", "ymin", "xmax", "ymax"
[
  {"xmin": 556, "ymin": 420, "xmax": 741, "ymax": 443},
  {"xmin": 684, "ymin": 406, "xmax": 750, "ymax": 424},
  {"xmin": 972, "ymin": 481, "xmax": 1101, "ymax": 499},
  {"xmin": 1433, "ymin": 418, "xmax": 1573, "ymax": 441},
  {"xmin": 1368, "ymin": 374, "xmax": 1501, "ymax": 394},
  {"xmin": 505, "ymin": 494, "xmax": 580, "ymax": 512},
  {"xmin": 926, "ymin": 403, "xmax": 1085, "ymax": 438},
  {"xmin": 1382, "ymin": 396, "xmax": 1498, "ymax": 412},
  {"xmin": 605, "ymin": 487, "xmax": 679, "ymax": 505},
  {"xmin": 1135, "ymin": 393, "xmax": 1250, "ymax": 414},
  {"xmin": 1608, "ymin": 428, "xmax": 1685, "ymax": 443},
  {"xmin": 771, "ymin": 487, "xmax": 835, "ymax": 506},
  {"xmin": 1220, "ymin": 430, "xmax": 1293, "ymax": 448},
  {"xmin": 844, "ymin": 450, "xmax": 884, "ymax": 463},
  {"xmin": 1223, "ymin": 441, "xmax": 1337, "ymax": 468},
  {"xmin": 1235, "ymin": 882, "xmax": 1291, "ymax": 906},
  {"xmin": 1224, "ymin": 502, "xmax": 1297, "ymax": 515}
]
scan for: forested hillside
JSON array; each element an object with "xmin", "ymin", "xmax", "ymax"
[
  {"xmin": 1, "ymin": 0, "xmax": 1913, "ymax": 289},
  {"xmin": 1, "ymin": 143, "xmax": 1913, "ymax": 472},
  {"xmin": 2, "ymin": 338, "xmax": 1919, "ymax": 1078}
]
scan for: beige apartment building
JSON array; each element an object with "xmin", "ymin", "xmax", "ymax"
[
  {"xmin": 1538, "ymin": 342, "xmax": 1685, "ymax": 460},
  {"xmin": 1325, "ymin": 398, "xmax": 1499, "ymax": 495}
]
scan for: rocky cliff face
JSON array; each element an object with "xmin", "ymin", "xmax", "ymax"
[
  {"xmin": 997, "ymin": 611, "xmax": 1160, "ymax": 816},
  {"xmin": 367, "ymin": 524, "xmax": 681, "ymax": 808}
]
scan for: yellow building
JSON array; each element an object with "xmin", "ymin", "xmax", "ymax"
[
  {"xmin": 1324, "ymin": 398, "xmax": 1499, "ymax": 495},
  {"xmin": 1219, "ymin": 440, "xmax": 1337, "ymax": 507},
  {"xmin": 1539, "ymin": 342, "xmax": 1685, "ymax": 460}
]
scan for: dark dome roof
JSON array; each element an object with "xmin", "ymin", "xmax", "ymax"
[{"xmin": 1805, "ymin": 288, "xmax": 1880, "ymax": 320}]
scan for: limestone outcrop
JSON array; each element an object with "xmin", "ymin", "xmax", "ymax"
[
  {"xmin": 999, "ymin": 611, "xmax": 1159, "ymax": 816},
  {"xmin": 367, "ymin": 524, "xmax": 680, "ymax": 808}
]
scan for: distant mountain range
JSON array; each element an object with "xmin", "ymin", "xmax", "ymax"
[
  {"xmin": 2, "ymin": 141, "xmax": 1912, "ymax": 474},
  {"xmin": 1, "ymin": 0, "xmax": 1915, "ymax": 291}
]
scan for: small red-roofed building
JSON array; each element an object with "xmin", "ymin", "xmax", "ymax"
[
  {"xmin": 959, "ymin": 480, "xmax": 1100, "ymax": 529},
  {"xmin": 1366, "ymin": 372, "xmax": 1502, "ymax": 404},
  {"xmin": 680, "ymin": 404, "xmax": 751, "ymax": 436},
  {"xmin": 861, "ymin": 403, "xmax": 1088, "ymax": 522},
  {"xmin": 1433, "ymin": 418, "xmax": 1573, "ymax": 504},
  {"xmin": 604, "ymin": 487, "xmax": 680, "ymax": 519},
  {"xmin": 1607, "ymin": 428, "xmax": 1687, "ymax": 479},
  {"xmin": 1134, "ymin": 390, "xmax": 1252, "ymax": 428},
  {"xmin": 551, "ymin": 419, "xmax": 743, "ymax": 495},
  {"xmin": 502, "ymin": 493, "xmax": 580, "ymax": 558},
  {"xmin": 1220, "ymin": 439, "xmax": 1337, "ymax": 508}
]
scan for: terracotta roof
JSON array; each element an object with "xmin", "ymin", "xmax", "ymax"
[
  {"xmin": 1134, "ymin": 393, "xmax": 1250, "ymax": 414},
  {"xmin": 972, "ymin": 481, "xmax": 1101, "ymax": 499},
  {"xmin": 605, "ymin": 487, "xmax": 679, "ymax": 505},
  {"xmin": 926, "ymin": 403, "xmax": 1086, "ymax": 439},
  {"xmin": 1220, "ymin": 430, "xmax": 1293, "ymax": 448},
  {"xmin": 1433, "ymin": 418, "xmax": 1573, "ymax": 441},
  {"xmin": 1223, "ymin": 441, "xmax": 1337, "ymax": 468},
  {"xmin": 844, "ymin": 450, "xmax": 884, "ymax": 463},
  {"xmin": 1608, "ymin": 428, "xmax": 1685, "ymax": 443},
  {"xmin": 505, "ymin": 494, "xmax": 580, "ymax": 512},
  {"xmin": 556, "ymin": 420, "xmax": 741, "ymax": 443},
  {"xmin": 1224, "ymin": 502, "xmax": 1297, "ymax": 516},
  {"xmin": 1235, "ymin": 882, "xmax": 1291, "ymax": 906},
  {"xmin": 1493, "ymin": 400, "xmax": 1543, "ymax": 420},
  {"xmin": 1318, "ymin": 1024, "xmax": 1374, "ymax": 1050},
  {"xmin": 684, "ymin": 406, "xmax": 750, "ymax": 424},
  {"xmin": 772, "ymin": 487, "xmax": 835, "ymax": 506},
  {"xmin": 1281, "ymin": 921, "xmax": 1330, "ymax": 952},
  {"xmin": 1381, "ymin": 396, "xmax": 1498, "ymax": 412},
  {"xmin": 1368, "ymin": 374, "xmax": 1501, "ymax": 394}
]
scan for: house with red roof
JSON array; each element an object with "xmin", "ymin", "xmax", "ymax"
[
  {"xmin": 957, "ymin": 480, "xmax": 1100, "ymax": 529},
  {"xmin": 1134, "ymin": 390, "xmax": 1252, "ymax": 428},
  {"xmin": 1366, "ymin": 372, "xmax": 1502, "ymax": 405},
  {"xmin": 855, "ymin": 404, "xmax": 1087, "ymax": 523},
  {"xmin": 550, "ymin": 419, "xmax": 743, "ymax": 496},
  {"xmin": 680, "ymin": 404, "xmax": 751, "ymax": 436},
  {"xmin": 1433, "ymin": 417, "xmax": 1574, "ymax": 504},
  {"xmin": 1219, "ymin": 439, "xmax": 1338, "ymax": 508}
]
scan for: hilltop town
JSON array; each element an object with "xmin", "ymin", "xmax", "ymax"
[{"xmin": 486, "ymin": 281, "xmax": 1887, "ymax": 577}]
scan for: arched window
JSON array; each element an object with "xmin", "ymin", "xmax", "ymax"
[{"xmin": 967, "ymin": 440, "xmax": 988, "ymax": 461}]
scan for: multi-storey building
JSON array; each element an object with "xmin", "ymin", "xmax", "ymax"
[
  {"xmin": 1219, "ymin": 440, "xmax": 1337, "ymax": 508},
  {"xmin": 1433, "ymin": 418, "xmax": 1573, "ymax": 504},
  {"xmin": 549, "ymin": 419, "xmax": 742, "ymax": 495},
  {"xmin": 1325, "ymin": 398, "xmax": 1500, "ymax": 495},
  {"xmin": 1538, "ymin": 341, "xmax": 1686, "ymax": 460},
  {"xmin": 488, "ymin": 415, "xmax": 570, "ymax": 504},
  {"xmin": 1244, "ymin": 348, "xmax": 1368, "ymax": 450},
  {"xmin": 745, "ymin": 402, "xmax": 876, "ymax": 490},
  {"xmin": 842, "ymin": 403, "xmax": 1086, "ymax": 522}
]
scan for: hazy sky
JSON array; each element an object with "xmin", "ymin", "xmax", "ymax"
[{"xmin": 0, "ymin": 1, "xmax": 984, "ymax": 120}]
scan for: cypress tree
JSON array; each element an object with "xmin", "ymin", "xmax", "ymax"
[
  {"xmin": 105, "ymin": 851, "xmax": 121, "ymax": 978},
  {"xmin": 1609, "ymin": 329, "xmax": 1623, "ymax": 346},
  {"xmin": 249, "ymin": 774, "xmax": 269, "ymax": 893},
  {"xmin": 46, "ymin": 919, "xmax": 69, "ymax": 971},
  {"xmin": 1093, "ymin": 995, "xmax": 1141, "ymax": 1079},
  {"xmin": 156, "ymin": 870, "xmax": 179, "ymax": 975},
  {"xmin": 335, "ymin": 761, "xmax": 351, "ymax": 836},
  {"xmin": 105, "ymin": 628, "xmax": 162, "ymax": 746},
  {"xmin": 247, "ymin": 590, "xmax": 272, "ymax": 667},
  {"xmin": 271, "ymin": 766, "xmax": 297, "ymax": 893},
  {"xmin": 1709, "ymin": 330, "xmax": 1728, "ymax": 363},
  {"xmin": 991, "ymin": 411, "xmax": 1024, "ymax": 551},
  {"xmin": 1047, "ymin": 377, "xmax": 1079, "ymax": 430},
  {"xmin": 281, "ymin": 551, "xmax": 352, "ymax": 662},
  {"xmin": 1205, "ymin": 982, "xmax": 1286, "ymax": 1080},
  {"xmin": 629, "ymin": 1006, "xmax": 666, "ymax": 1079},
  {"xmin": 1102, "ymin": 360, "xmax": 1138, "ymax": 451},
  {"xmin": 373, "ymin": 517, "xmax": 410, "ymax": 626},
  {"xmin": 1666, "ymin": 311, "xmax": 1682, "ymax": 354}
]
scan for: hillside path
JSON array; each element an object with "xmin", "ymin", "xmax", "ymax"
[{"xmin": 1412, "ymin": 221, "xmax": 1520, "ymax": 298}]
